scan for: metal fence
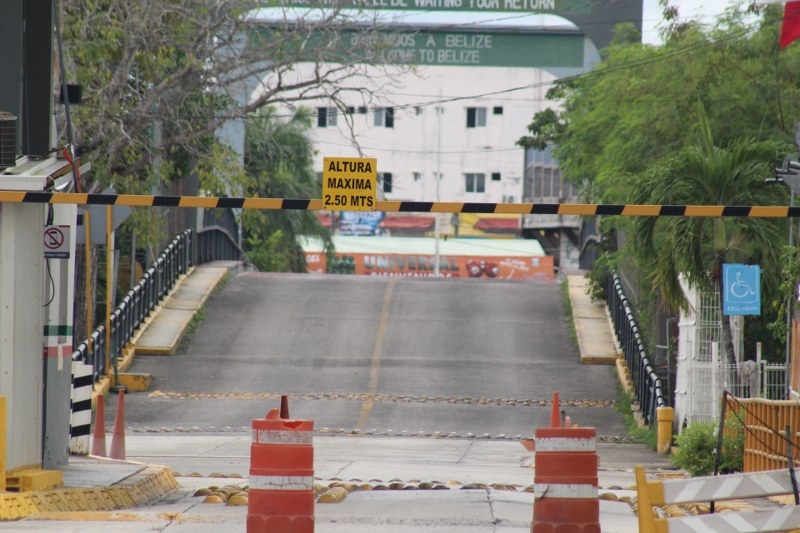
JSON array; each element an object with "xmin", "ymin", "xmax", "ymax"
[
  {"xmin": 72, "ymin": 226, "xmax": 242, "ymax": 381},
  {"xmin": 606, "ymin": 272, "xmax": 669, "ymax": 426},
  {"xmin": 195, "ymin": 225, "xmax": 244, "ymax": 265},
  {"xmin": 688, "ymin": 356, "xmax": 787, "ymax": 425}
]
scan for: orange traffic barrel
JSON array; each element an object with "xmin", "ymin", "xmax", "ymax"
[
  {"xmin": 247, "ymin": 406, "xmax": 314, "ymax": 533},
  {"xmin": 531, "ymin": 426, "xmax": 600, "ymax": 533}
]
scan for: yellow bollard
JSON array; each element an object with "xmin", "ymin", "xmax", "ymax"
[
  {"xmin": 635, "ymin": 464, "xmax": 659, "ymax": 533},
  {"xmin": 656, "ymin": 406, "xmax": 674, "ymax": 455},
  {"xmin": 0, "ymin": 396, "xmax": 5, "ymax": 491}
]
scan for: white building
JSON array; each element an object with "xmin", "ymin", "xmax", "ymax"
[{"xmin": 257, "ymin": 22, "xmax": 600, "ymax": 239}]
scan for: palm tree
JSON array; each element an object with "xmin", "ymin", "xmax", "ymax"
[
  {"xmin": 630, "ymin": 110, "xmax": 789, "ymax": 367},
  {"xmin": 243, "ymin": 106, "xmax": 333, "ymax": 271}
]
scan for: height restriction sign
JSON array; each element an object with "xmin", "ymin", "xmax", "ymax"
[{"xmin": 322, "ymin": 157, "xmax": 377, "ymax": 211}]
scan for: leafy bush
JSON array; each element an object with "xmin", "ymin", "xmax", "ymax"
[{"xmin": 670, "ymin": 419, "xmax": 743, "ymax": 476}]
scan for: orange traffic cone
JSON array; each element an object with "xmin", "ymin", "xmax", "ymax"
[
  {"xmin": 109, "ymin": 390, "xmax": 126, "ymax": 460},
  {"xmin": 280, "ymin": 395, "xmax": 290, "ymax": 419},
  {"xmin": 91, "ymin": 394, "xmax": 107, "ymax": 457},
  {"xmin": 549, "ymin": 391, "xmax": 561, "ymax": 428}
]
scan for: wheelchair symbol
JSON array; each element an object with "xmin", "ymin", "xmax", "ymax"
[{"xmin": 729, "ymin": 271, "xmax": 757, "ymax": 302}]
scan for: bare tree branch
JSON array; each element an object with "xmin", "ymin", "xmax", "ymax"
[{"xmin": 60, "ymin": 0, "xmax": 413, "ymax": 185}]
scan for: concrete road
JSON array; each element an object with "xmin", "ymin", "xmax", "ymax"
[
  {"xmin": 117, "ymin": 273, "xmax": 626, "ymax": 438},
  {"xmin": 5, "ymin": 433, "xmax": 669, "ymax": 532}
]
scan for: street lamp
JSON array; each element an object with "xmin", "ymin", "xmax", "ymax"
[
  {"xmin": 770, "ymin": 152, "xmax": 800, "ymax": 399},
  {"xmin": 434, "ymin": 105, "xmax": 443, "ymax": 277}
]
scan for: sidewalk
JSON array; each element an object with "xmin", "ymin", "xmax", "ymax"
[
  {"xmin": 0, "ymin": 268, "xmax": 666, "ymax": 531},
  {"xmin": 568, "ymin": 275, "xmax": 621, "ymax": 365}
]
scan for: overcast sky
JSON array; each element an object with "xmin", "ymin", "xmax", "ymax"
[
  {"xmin": 265, "ymin": 1, "xmax": 752, "ymax": 46},
  {"xmin": 384, "ymin": 0, "xmax": 744, "ymax": 45},
  {"xmin": 643, "ymin": 0, "xmax": 740, "ymax": 43}
]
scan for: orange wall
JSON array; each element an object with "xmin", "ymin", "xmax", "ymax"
[{"xmin": 307, "ymin": 252, "xmax": 554, "ymax": 281}]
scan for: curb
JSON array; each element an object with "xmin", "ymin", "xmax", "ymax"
[{"xmin": 0, "ymin": 465, "xmax": 178, "ymax": 521}]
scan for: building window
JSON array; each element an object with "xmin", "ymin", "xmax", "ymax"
[
  {"xmin": 491, "ymin": 172, "xmax": 501, "ymax": 181},
  {"xmin": 358, "ymin": 106, "xmax": 367, "ymax": 114},
  {"xmin": 317, "ymin": 107, "xmax": 337, "ymax": 127},
  {"xmin": 374, "ymin": 107, "xmax": 395, "ymax": 128},
  {"xmin": 413, "ymin": 172, "xmax": 422, "ymax": 182},
  {"xmin": 465, "ymin": 173, "xmax": 485, "ymax": 193},
  {"xmin": 381, "ymin": 172, "xmax": 393, "ymax": 193},
  {"xmin": 466, "ymin": 107, "xmax": 487, "ymax": 128},
  {"xmin": 493, "ymin": 106, "xmax": 503, "ymax": 115}
]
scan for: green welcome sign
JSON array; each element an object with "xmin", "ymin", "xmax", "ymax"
[{"xmin": 251, "ymin": 27, "xmax": 584, "ymax": 68}]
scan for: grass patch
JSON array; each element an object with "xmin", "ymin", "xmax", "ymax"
[
  {"xmin": 615, "ymin": 386, "xmax": 658, "ymax": 449},
  {"xmin": 177, "ymin": 308, "xmax": 206, "ymax": 353},
  {"xmin": 215, "ymin": 272, "xmax": 231, "ymax": 291},
  {"xmin": 559, "ymin": 277, "xmax": 579, "ymax": 348},
  {"xmin": 173, "ymin": 270, "xmax": 230, "ymax": 354}
]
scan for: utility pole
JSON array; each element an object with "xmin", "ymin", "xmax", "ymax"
[
  {"xmin": 771, "ymin": 130, "xmax": 800, "ymax": 399},
  {"xmin": 434, "ymin": 104, "xmax": 442, "ymax": 277}
]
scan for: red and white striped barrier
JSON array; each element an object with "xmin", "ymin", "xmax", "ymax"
[
  {"xmin": 531, "ymin": 392, "xmax": 600, "ymax": 533},
  {"xmin": 247, "ymin": 402, "xmax": 314, "ymax": 533}
]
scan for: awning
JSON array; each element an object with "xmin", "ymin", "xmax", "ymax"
[
  {"xmin": 379, "ymin": 216, "xmax": 435, "ymax": 230},
  {"xmin": 473, "ymin": 217, "xmax": 520, "ymax": 232}
]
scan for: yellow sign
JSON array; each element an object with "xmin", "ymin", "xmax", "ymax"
[{"xmin": 322, "ymin": 157, "xmax": 377, "ymax": 211}]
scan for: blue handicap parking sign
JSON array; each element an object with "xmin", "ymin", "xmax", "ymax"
[{"xmin": 722, "ymin": 264, "xmax": 760, "ymax": 316}]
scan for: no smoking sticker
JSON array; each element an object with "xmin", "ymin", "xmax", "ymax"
[{"xmin": 44, "ymin": 226, "xmax": 70, "ymax": 259}]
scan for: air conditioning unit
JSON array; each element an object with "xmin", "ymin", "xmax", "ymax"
[{"xmin": 1, "ymin": 155, "xmax": 79, "ymax": 192}]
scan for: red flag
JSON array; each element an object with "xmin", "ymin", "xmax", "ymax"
[{"xmin": 781, "ymin": 1, "xmax": 800, "ymax": 48}]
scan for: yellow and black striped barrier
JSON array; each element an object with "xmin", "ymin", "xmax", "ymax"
[{"xmin": 1, "ymin": 191, "xmax": 800, "ymax": 217}]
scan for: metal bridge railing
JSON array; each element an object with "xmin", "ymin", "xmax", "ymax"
[
  {"xmin": 606, "ymin": 271, "xmax": 669, "ymax": 426},
  {"xmin": 72, "ymin": 226, "xmax": 242, "ymax": 382},
  {"xmin": 194, "ymin": 225, "xmax": 244, "ymax": 265}
]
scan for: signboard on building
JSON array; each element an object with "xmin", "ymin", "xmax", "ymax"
[
  {"xmin": 340, "ymin": 211, "xmax": 385, "ymax": 235},
  {"xmin": 303, "ymin": 235, "xmax": 553, "ymax": 278},
  {"xmin": 357, "ymin": 30, "xmax": 583, "ymax": 68},
  {"xmin": 254, "ymin": 28, "xmax": 584, "ymax": 69},
  {"xmin": 723, "ymin": 264, "xmax": 760, "ymax": 316},
  {"xmin": 275, "ymin": 0, "xmax": 590, "ymax": 14},
  {"xmin": 322, "ymin": 157, "xmax": 377, "ymax": 211},
  {"xmin": 258, "ymin": 0, "xmax": 640, "ymax": 62},
  {"xmin": 310, "ymin": 251, "xmax": 555, "ymax": 279}
]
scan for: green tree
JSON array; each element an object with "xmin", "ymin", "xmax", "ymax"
[
  {"xmin": 518, "ymin": 4, "xmax": 800, "ymax": 203},
  {"xmin": 630, "ymin": 110, "xmax": 788, "ymax": 365},
  {"xmin": 60, "ymin": 0, "xmax": 410, "ymax": 340},
  {"xmin": 518, "ymin": 3, "xmax": 800, "ymax": 362},
  {"xmin": 241, "ymin": 107, "xmax": 332, "ymax": 271},
  {"xmin": 61, "ymin": 0, "xmax": 411, "ymax": 189}
]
